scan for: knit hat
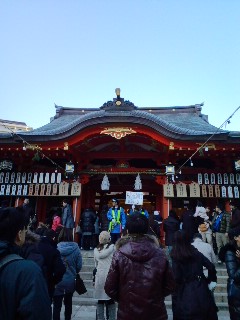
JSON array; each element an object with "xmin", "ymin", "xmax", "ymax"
[{"xmin": 99, "ymin": 231, "xmax": 111, "ymax": 245}]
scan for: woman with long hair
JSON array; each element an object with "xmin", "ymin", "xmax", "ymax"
[
  {"xmin": 219, "ymin": 227, "xmax": 240, "ymax": 320},
  {"xmin": 171, "ymin": 230, "xmax": 218, "ymax": 320},
  {"xmin": 93, "ymin": 231, "xmax": 116, "ymax": 320},
  {"xmin": 53, "ymin": 228, "xmax": 82, "ymax": 320}
]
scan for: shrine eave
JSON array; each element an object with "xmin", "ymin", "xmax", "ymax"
[{"xmin": 0, "ymin": 105, "xmax": 239, "ymax": 145}]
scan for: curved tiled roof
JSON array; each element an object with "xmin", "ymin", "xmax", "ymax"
[
  {"xmin": 18, "ymin": 108, "xmax": 229, "ymax": 141},
  {"xmin": 1, "ymin": 97, "xmax": 237, "ymax": 144}
]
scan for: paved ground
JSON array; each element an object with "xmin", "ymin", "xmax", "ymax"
[{"xmin": 61, "ymin": 304, "xmax": 230, "ymax": 320}]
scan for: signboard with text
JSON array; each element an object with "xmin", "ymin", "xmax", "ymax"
[{"xmin": 125, "ymin": 191, "xmax": 143, "ymax": 205}]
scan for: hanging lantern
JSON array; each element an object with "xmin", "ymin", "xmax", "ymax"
[
  {"xmin": 65, "ymin": 161, "xmax": 74, "ymax": 174},
  {"xmin": 101, "ymin": 174, "xmax": 110, "ymax": 190},
  {"xmin": 134, "ymin": 174, "xmax": 142, "ymax": 190},
  {"xmin": 165, "ymin": 164, "xmax": 175, "ymax": 175}
]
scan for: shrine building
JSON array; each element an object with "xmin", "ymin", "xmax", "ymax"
[{"xmin": 0, "ymin": 89, "xmax": 240, "ymax": 226}]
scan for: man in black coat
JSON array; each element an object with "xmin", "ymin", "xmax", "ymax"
[
  {"xmin": 163, "ymin": 210, "xmax": 180, "ymax": 264},
  {"xmin": 230, "ymin": 201, "xmax": 240, "ymax": 230},
  {"xmin": 80, "ymin": 207, "xmax": 96, "ymax": 250},
  {"xmin": 21, "ymin": 198, "xmax": 37, "ymax": 230},
  {"xmin": 21, "ymin": 228, "xmax": 66, "ymax": 301},
  {"xmin": 37, "ymin": 229, "xmax": 66, "ymax": 300}
]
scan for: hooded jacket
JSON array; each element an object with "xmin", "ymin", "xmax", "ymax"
[
  {"xmin": 0, "ymin": 241, "xmax": 51, "ymax": 320},
  {"xmin": 54, "ymin": 241, "xmax": 82, "ymax": 295},
  {"xmin": 104, "ymin": 234, "xmax": 175, "ymax": 320},
  {"xmin": 94, "ymin": 243, "xmax": 115, "ymax": 300}
]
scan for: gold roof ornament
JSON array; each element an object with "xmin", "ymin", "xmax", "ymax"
[
  {"xmin": 64, "ymin": 142, "xmax": 69, "ymax": 150},
  {"xmin": 169, "ymin": 142, "xmax": 174, "ymax": 150},
  {"xmin": 100, "ymin": 127, "xmax": 136, "ymax": 140}
]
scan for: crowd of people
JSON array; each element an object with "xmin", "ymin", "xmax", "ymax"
[
  {"xmin": 163, "ymin": 200, "xmax": 240, "ymax": 320},
  {"xmin": 1, "ymin": 197, "xmax": 240, "ymax": 320}
]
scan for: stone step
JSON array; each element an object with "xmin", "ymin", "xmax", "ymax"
[
  {"xmin": 216, "ymin": 268, "xmax": 228, "ymax": 276},
  {"xmin": 82, "ymin": 258, "xmax": 95, "ymax": 265},
  {"xmin": 72, "ymin": 296, "xmax": 229, "ymax": 311},
  {"xmin": 81, "ymin": 272, "xmax": 94, "ymax": 281},
  {"xmin": 79, "ymin": 251, "xmax": 229, "ymax": 310},
  {"xmin": 81, "ymin": 265, "xmax": 95, "ymax": 272},
  {"xmin": 217, "ymin": 276, "xmax": 228, "ymax": 284}
]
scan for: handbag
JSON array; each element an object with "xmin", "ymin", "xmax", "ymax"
[{"xmin": 75, "ymin": 273, "xmax": 87, "ymax": 295}]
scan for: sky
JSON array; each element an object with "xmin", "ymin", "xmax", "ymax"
[{"xmin": 0, "ymin": 0, "xmax": 240, "ymax": 131}]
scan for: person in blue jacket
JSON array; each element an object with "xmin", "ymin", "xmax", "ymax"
[
  {"xmin": 0, "ymin": 207, "xmax": 52, "ymax": 320},
  {"xmin": 129, "ymin": 205, "xmax": 149, "ymax": 218},
  {"xmin": 53, "ymin": 227, "xmax": 82, "ymax": 320},
  {"xmin": 107, "ymin": 199, "xmax": 126, "ymax": 244},
  {"xmin": 62, "ymin": 199, "xmax": 75, "ymax": 240}
]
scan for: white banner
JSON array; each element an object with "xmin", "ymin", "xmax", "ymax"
[{"xmin": 125, "ymin": 191, "xmax": 143, "ymax": 205}]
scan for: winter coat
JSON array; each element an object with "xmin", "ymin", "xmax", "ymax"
[
  {"xmin": 0, "ymin": 241, "xmax": 51, "ymax": 320},
  {"xmin": 22, "ymin": 203, "xmax": 35, "ymax": 220},
  {"xmin": 99, "ymin": 207, "xmax": 110, "ymax": 231},
  {"xmin": 107, "ymin": 206, "xmax": 126, "ymax": 234},
  {"xmin": 163, "ymin": 216, "xmax": 180, "ymax": 246},
  {"xmin": 54, "ymin": 241, "xmax": 82, "ymax": 296},
  {"xmin": 94, "ymin": 216, "xmax": 100, "ymax": 235},
  {"xmin": 182, "ymin": 209, "xmax": 197, "ymax": 241},
  {"xmin": 62, "ymin": 204, "xmax": 74, "ymax": 228},
  {"xmin": 231, "ymin": 208, "xmax": 240, "ymax": 229},
  {"xmin": 212, "ymin": 211, "xmax": 231, "ymax": 234},
  {"xmin": 129, "ymin": 208, "xmax": 149, "ymax": 218},
  {"xmin": 94, "ymin": 243, "xmax": 115, "ymax": 300},
  {"xmin": 52, "ymin": 216, "xmax": 62, "ymax": 231},
  {"xmin": 172, "ymin": 248, "xmax": 217, "ymax": 320},
  {"xmin": 219, "ymin": 243, "xmax": 240, "ymax": 319},
  {"xmin": 80, "ymin": 208, "xmax": 96, "ymax": 233},
  {"xmin": 192, "ymin": 238, "xmax": 217, "ymax": 264},
  {"xmin": 37, "ymin": 236, "xmax": 66, "ymax": 299},
  {"xmin": 104, "ymin": 234, "xmax": 175, "ymax": 320},
  {"xmin": 20, "ymin": 231, "xmax": 66, "ymax": 299},
  {"xmin": 194, "ymin": 206, "xmax": 208, "ymax": 219}
]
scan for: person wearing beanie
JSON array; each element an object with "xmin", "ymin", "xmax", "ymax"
[
  {"xmin": 93, "ymin": 231, "xmax": 115, "ymax": 320},
  {"xmin": 219, "ymin": 226, "xmax": 240, "ymax": 319}
]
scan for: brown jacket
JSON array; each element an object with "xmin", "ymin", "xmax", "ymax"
[{"xmin": 104, "ymin": 234, "xmax": 175, "ymax": 320}]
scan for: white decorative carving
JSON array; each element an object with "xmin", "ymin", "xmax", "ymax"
[
  {"xmin": 134, "ymin": 174, "xmax": 142, "ymax": 190},
  {"xmin": 101, "ymin": 174, "xmax": 110, "ymax": 191}
]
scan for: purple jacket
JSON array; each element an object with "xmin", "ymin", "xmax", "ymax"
[{"xmin": 105, "ymin": 234, "xmax": 175, "ymax": 320}]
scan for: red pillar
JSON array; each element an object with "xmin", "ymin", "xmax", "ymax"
[{"xmin": 73, "ymin": 195, "xmax": 82, "ymax": 242}]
